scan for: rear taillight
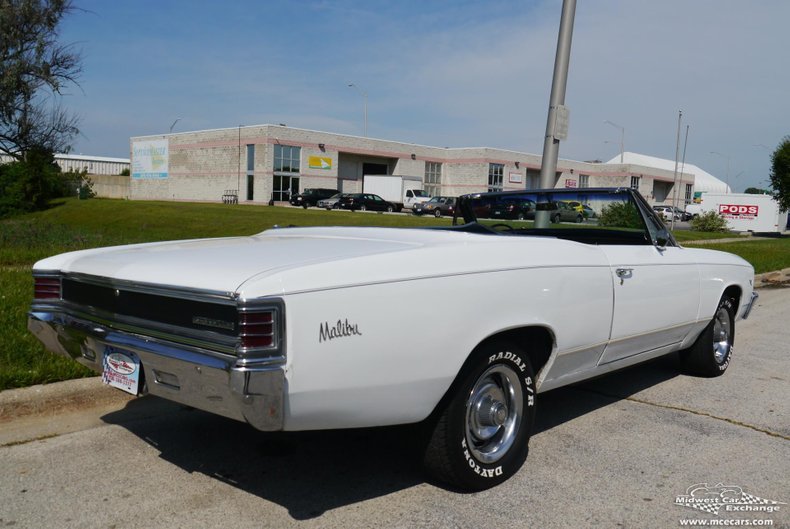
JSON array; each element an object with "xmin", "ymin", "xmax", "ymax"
[
  {"xmin": 239, "ymin": 310, "xmax": 275, "ymax": 350},
  {"xmin": 34, "ymin": 276, "xmax": 61, "ymax": 300}
]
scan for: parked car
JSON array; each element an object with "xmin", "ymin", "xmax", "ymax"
[
  {"xmin": 551, "ymin": 201, "xmax": 585, "ymax": 223},
  {"xmin": 413, "ymin": 196, "xmax": 457, "ymax": 217},
  {"xmin": 289, "ymin": 188, "xmax": 339, "ymax": 208},
  {"xmin": 490, "ymin": 198, "xmax": 537, "ymax": 220},
  {"xmin": 28, "ymin": 187, "xmax": 757, "ymax": 492},
  {"xmin": 653, "ymin": 205, "xmax": 680, "ymax": 221},
  {"xmin": 581, "ymin": 204, "xmax": 597, "ymax": 219},
  {"xmin": 673, "ymin": 207, "xmax": 693, "ymax": 222},
  {"xmin": 317, "ymin": 193, "xmax": 348, "ymax": 210},
  {"xmin": 336, "ymin": 193, "xmax": 395, "ymax": 212}
]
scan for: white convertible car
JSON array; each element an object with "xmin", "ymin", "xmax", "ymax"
[{"xmin": 28, "ymin": 188, "xmax": 758, "ymax": 491}]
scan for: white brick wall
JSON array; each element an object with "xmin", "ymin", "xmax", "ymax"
[{"xmin": 130, "ymin": 125, "xmax": 696, "ymax": 206}]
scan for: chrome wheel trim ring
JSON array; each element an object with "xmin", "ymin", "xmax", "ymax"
[
  {"xmin": 464, "ymin": 364, "xmax": 523, "ymax": 465},
  {"xmin": 712, "ymin": 306, "xmax": 732, "ymax": 363}
]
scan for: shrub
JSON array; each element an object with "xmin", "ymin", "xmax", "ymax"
[
  {"xmin": 598, "ymin": 201, "xmax": 643, "ymax": 229},
  {"xmin": 0, "ymin": 150, "xmax": 91, "ymax": 218},
  {"xmin": 691, "ymin": 211, "xmax": 729, "ymax": 232}
]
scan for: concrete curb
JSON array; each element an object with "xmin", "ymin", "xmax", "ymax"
[
  {"xmin": 0, "ymin": 376, "xmax": 132, "ymax": 424},
  {"xmin": 754, "ymin": 267, "xmax": 790, "ymax": 288}
]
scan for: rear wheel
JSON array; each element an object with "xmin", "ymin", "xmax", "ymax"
[
  {"xmin": 680, "ymin": 296, "xmax": 735, "ymax": 377},
  {"xmin": 387, "ymin": 205, "xmax": 394, "ymax": 212},
  {"xmin": 360, "ymin": 205, "xmax": 367, "ymax": 211},
  {"xmin": 423, "ymin": 341, "xmax": 536, "ymax": 491},
  {"xmin": 552, "ymin": 214, "xmax": 561, "ymax": 224}
]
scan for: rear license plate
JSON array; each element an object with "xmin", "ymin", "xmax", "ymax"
[{"xmin": 102, "ymin": 346, "xmax": 141, "ymax": 395}]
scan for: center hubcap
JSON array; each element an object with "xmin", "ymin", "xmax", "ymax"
[
  {"xmin": 476, "ymin": 396, "xmax": 509, "ymax": 428},
  {"xmin": 490, "ymin": 402, "xmax": 508, "ymax": 426}
]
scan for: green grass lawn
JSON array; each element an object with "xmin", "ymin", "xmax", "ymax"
[
  {"xmin": 1, "ymin": 197, "xmax": 786, "ymax": 390},
  {"xmin": 683, "ymin": 238, "xmax": 790, "ymax": 275},
  {"xmin": 0, "ymin": 198, "xmax": 451, "ymax": 390}
]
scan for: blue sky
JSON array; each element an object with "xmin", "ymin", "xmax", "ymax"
[{"xmin": 58, "ymin": 0, "xmax": 789, "ymax": 192}]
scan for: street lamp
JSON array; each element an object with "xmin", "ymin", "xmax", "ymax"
[
  {"xmin": 603, "ymin": 120, "xmax": 625, "ymax": 163},
  {"xmin": 709, "ymin": 151, "xmax": 731, "ymax": 194},
  {"xmin": 347, "ymin": 83, "xmax": 368, "ymax": 137},
  {"xmin": 169, "ymin": 117, "xmax": 182, "ymax": 133}
]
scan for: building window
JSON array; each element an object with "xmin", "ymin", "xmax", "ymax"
[
  {"xmin": 274, "ymin": 144, "xmax": 300, "ymax": 173},
  {"xmin": 488, "ymin": 163, "xmax": 504, "ymax": 192},
  {"xmin": 273, "ymin": 174, "xmax": 300, "ymax": 202},
  {"xmin": 685, "ymin": 184, "xmax": 693, "ymax": 204},
  {"xmin": 630, "ymin": 176, "xmax": 640, "ymax": 190},
  {"xmin": 424, "ymin": 161, "xmax": 442, "ymax": 196},
  {"xmin": 579, "ymin": 174, "xmax": 589, "ymax": 188},
  {"xmin": 246, "ymin": 144, "xmax": 255, "ymax": 171}
]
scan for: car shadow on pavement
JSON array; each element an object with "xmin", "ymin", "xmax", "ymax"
[
  {"xmin": 100, "ymin": 353, "xmax": 681, "ymax": 519},
  {"xmin": 533, "ymin": 353, "xmax": 681, "ymax": 434}
]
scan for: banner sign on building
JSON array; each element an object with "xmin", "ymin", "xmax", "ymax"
[
  {"xmin": 308, "ymin": 156, "xmax": 332, "ymax": 170},
  {"xmin": 508, "ymin": 172, "xmax": 523, "ymax": 184},
  {"xmin": 132, "ymin": 139, "xmax": 169, "ymax": 179},
  {"xmin": 565, "ymin": 178, "xmax": 577, "ymax": 188}
]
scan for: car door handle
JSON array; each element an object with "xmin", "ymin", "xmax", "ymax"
[{"xmin": 615, "ymin": 268, "xmax": 633, "ymax": 284}]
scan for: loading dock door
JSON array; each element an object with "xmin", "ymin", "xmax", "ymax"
[{"xmin": 362, "ymin": 163, "xmax": 388, "ymax": 175}]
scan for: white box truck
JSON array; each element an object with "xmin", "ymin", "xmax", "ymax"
[
  {"xmin": 363, "ymin": 175, "xmax": 431, "ymax": 211},
  {"xmin": 686, "ymin": 193, "xmax": 788, "ymax": 233}
]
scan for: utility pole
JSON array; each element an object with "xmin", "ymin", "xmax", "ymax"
[
  {"xmin": 671, "ymin": 111, "xmax": 682, "ymax": 230},
  {"xmin": 536, "ymin": 0, "xmax": 576, "ymax": 229}
]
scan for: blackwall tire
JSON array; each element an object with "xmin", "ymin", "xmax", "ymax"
[
  {"xmin": 434, "ymin": 209, "xmax": 442, "ymax": 218},
  {"xmin": 423, "ymin": 342, "xmax": 536, "ymax": 491},
  {"xmin": 359, "ymin": 205, "xmax": 366, "ymax": 211},
  {"xmin": 387, "ymin": 205, "xmax": 394, "ymax": 212},
  {"xmin": 680, "ymin": 296, "xmax": 735, "ymax": 377}
]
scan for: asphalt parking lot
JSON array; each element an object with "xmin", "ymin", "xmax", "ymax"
[{"xmin": 1, "ymin": 288, "xmax": 787, "ymax": 529}]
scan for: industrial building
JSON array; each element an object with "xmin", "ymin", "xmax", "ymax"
[{"xmin": 129, "ymin": 125, "xmax": 711, "ymax": 206}]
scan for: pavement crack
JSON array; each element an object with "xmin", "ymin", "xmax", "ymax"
[
  {"xmin": 1, "ymin": 433, "xmax": 60, "ymax": 448},
  {"xmin": 575, "ymin": 387, "xmax": 790, "ymax": 441}
]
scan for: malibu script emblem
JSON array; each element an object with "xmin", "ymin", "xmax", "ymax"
[{"xmin": 319, "ymin": 319, "xmax": 362, "ymax": 343}]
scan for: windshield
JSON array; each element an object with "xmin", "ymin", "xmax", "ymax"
[
  {"xmin": 412, "ymin": 190, "xmax": 430, "ymax": 197},
  {"xmin": 456, "ymin": 188, "xmax": 667, "ymax": 246}
]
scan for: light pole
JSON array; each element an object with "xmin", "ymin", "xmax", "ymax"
[
  {"xmin": 604, "ymin": 120, "xmax": 625, "ymax": 163},
  {"xmin": 347, "ymin": 83, "xmax": 368, "ymax": 137},
  {"xmin": 169, "ymin": 117, "xmax": 182, "ymax": 133},
  {"xmin": 536, "ymin": 0, "xmax": 576, "ymax": 229},
  {"xmin": 709, "ymin": 151, "xmax": 731, "ymax": 194}
]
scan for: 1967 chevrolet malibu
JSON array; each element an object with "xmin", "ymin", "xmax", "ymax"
[{"xmin": 28, "ymin": 188, "xmax": 758, "ymax": 490}]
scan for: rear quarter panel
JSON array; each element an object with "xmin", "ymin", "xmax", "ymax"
[{"xmin": 279, "ymin": 260, "xmax": 613, "ymax": 431}]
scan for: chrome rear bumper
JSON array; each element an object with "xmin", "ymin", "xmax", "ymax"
[{"xmin": 28, "ymin": 310, "xmax": 284, "ymax": 431}]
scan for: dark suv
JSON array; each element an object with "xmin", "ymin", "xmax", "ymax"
[{"xmin": 289, "ymin": 188, "xmax": 339, "ymax": 208}]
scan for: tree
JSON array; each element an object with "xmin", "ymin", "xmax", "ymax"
[
  {"xmin": 0, "ymin": 0, "xmax": 81, "ymax": 160},
  {"xmin": 744, "ymin": 187, "xmax": 770, "ymax": 195},
  {"xmin": 769, "ymin": 136, "xmax": 790, "ymax": 211}
]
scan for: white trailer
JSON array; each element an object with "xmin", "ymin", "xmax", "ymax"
[
  {"xmin": 363, "ymin": 175, "xmax": 430, "ymax": 211},
  {"xmin": 687, "ymin": 193, "xmax": 788, "ymax": 233}
]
